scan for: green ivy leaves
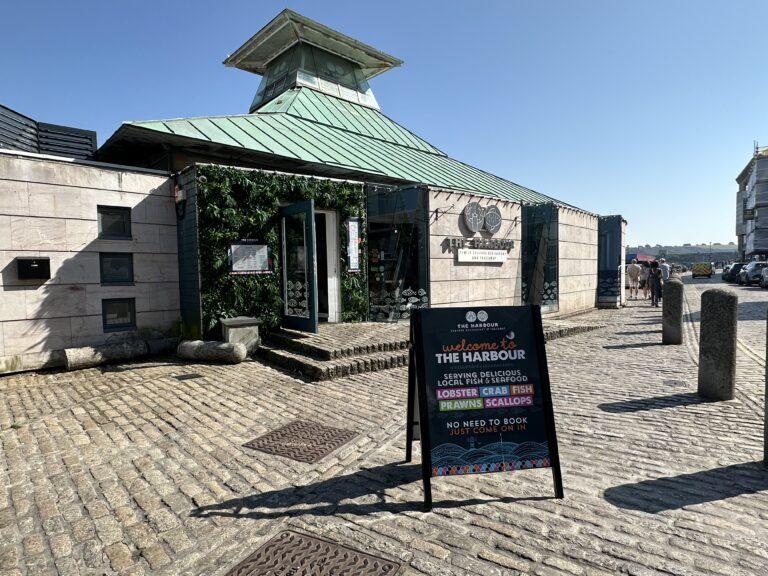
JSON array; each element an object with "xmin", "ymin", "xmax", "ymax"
[{"xmin": 196, "ymin": 165, "xmax": 368, "ymax": 336}]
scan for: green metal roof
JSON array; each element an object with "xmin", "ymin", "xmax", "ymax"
[{"xmin": 120, "ymin": 87, "xmax": 556, "ymax": 204}]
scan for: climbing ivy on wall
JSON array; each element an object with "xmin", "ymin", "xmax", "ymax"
[{"xmin": 195, "ymin": 165, "xmax": 368, "ymax": 337}]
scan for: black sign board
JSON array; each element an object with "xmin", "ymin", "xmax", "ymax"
[{"xmin": 406, "ymin": 305, "xmax": 563, "ymax": 510}]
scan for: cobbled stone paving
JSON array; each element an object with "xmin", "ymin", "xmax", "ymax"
[{"xmin": 0, "ymin": 278, "xmax": 766, "ymax": 576}]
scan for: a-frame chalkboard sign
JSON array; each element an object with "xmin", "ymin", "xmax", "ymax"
[{"xmin": 406, "ymin": 305, "xmax": 564, "ymax": 511}]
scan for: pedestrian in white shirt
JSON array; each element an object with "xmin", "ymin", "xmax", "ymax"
[{"xmin": 626, "ymin": 259, "xmax": 641, "ymax": 300}]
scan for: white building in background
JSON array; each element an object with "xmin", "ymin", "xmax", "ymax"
[{"xmin": 736, "ymin": 146, "xmax": 768, "ymax": 259}]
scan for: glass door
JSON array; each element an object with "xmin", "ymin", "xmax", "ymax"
[{"xmin": 280, "ymin": 200, "xmax": 318, "ymax": 333}]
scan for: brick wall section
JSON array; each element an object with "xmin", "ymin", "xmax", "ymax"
[
  {"xmin": 557, "ymin": 207, "xmax": 598, "ymax": 315},
  {"xmin": 427, "ymin": 189, "xmax": 522, "ymax": 308},
  {"xmin": 0, "ymin": 152, "xmax": 178, "ymax": 373}
]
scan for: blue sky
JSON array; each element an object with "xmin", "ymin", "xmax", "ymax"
[{"xmin": 2, "ymin": 1, "xmax": 763, "ymax": 246}]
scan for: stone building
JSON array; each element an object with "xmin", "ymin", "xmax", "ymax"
[
  {"xmin": 736, "ymin": 146, "xmax": 768, "ymax": 259},
  {"xmin": 98, "ymin": 10, "xmax": 611, "ymax": 329},
  {"xmin": 0, "ymin": 151, "xmax": 179, "ymax": 373},
  {"xmin": 0, "ymin": 10, "xmax": 625, "ymax": 373}
]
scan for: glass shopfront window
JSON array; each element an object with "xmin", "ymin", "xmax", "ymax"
[
  {"xmin": 522, "ymin": 204, "xmax": 559, "ymax": 313},
  {"xmin": 367, "ymin": 186, "xmax": 429, "ymax": 322}
]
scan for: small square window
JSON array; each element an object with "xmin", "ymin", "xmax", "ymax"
[
  {"xmin": 98, "ymin": 206, "xmax": 132, "ymax": 239},
  {"xmin": 100, "ymin": 253, "xmax": 134, "ymax": 285},
  {"xmin": 102, "ymin": 298, "xmax": 136, "ymax": 332}
]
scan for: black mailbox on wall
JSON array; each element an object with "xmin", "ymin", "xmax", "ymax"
[{"xmin": 17, "ymin": 257, "xmax": 51, "ymax": 280}]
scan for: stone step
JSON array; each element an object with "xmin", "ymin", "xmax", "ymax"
[
  {"xmin": 263, "ymin": 328, "xmax": 408, "ymax": 360},
  {"xmin": 258, "ymin": 320, "xmax": 603, "ymax": 381},
  {"xmin": 256, "ymin": 344, "xmax": 409, "ymax": 381},
  {"xmin": 543, "ymin": 322, "xmax": 606, "ymax": 341}
]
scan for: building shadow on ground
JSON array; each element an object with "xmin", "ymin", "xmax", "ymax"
[
  {"xmin": 598, "ymin": 392, "xmax": 707, "ymax": 413},
  {"xmin": 603, "ymin": 342, "xmax": 664, "ymax": 350},
  {"xmin": 190, "ymin": 461, "xmax": 552, "ymax": 520},
  {"xmin": 603, "ymin": 461, "xmax": 768, "ymax": 513}
]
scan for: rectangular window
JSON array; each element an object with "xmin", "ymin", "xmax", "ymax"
[
  {"xmin": 102, "ymin": 298, "xmax": 136, "ymax": 332},
  {"xmin": 522, "ymin": 204, "xmax": 559, "ymax": 313},
  {"xmin": 99, "ymin": 253, "xmax": 134, "ymax": 285},
  {"xmin": 98, "ymin": 206, "xmax": 132, "ymax": 239},
  {"xmin": 367, "ymin": 186, "xmax": 429, "ymax": 322}
]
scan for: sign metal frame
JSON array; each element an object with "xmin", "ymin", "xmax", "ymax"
[
  {"xmin": 406, "ymin": 305, "xmax": 564, "ymax": 511},
  {"xmin": 229, "ymin": 240, "xmax": 272, "ymax": 275}
]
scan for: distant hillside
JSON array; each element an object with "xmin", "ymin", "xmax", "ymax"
[
  {"xmin": 627, "ymin": 243, "xmax": 738, "ymax": 266},
  {"xmin": 629, "ymin": 243, "xmax": 737, "ymax": 255}
]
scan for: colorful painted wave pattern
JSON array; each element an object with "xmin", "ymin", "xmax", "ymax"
[{"xmin": 431, "ymin": 441, "xmax": 550, "ymax": 476}]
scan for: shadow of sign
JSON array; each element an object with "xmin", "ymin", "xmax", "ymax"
[
  {"xmin": 190, "ymin": 461, "xmax": 553, "ymax": 519},
  {"xmin": 603, "ymin": 462, "xmax": 768, "ymax": 513}
]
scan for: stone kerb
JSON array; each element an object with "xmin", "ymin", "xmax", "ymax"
[
  {"xmin": 662, "ymin": 278, "xmax": 684, "ymax": 345},
  {"xmin": 697, "ymin": 288, "xmax": 737, "ymax": 400}
]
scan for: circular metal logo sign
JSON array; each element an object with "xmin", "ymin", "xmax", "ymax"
[
  {"xmin": 463, "ymin": 202, "xmax": 485, "ymax": 233},
  {"xmin": 483, "ymin": 205, "xmax": 502, "ymax": 234}
]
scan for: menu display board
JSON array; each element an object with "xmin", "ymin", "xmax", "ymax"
[
  {"xmin": 230, "ymin": 242, "xmax": 271, "ymax": 274},
  {"xmin": 347, "ymin": 218, "xmax": 360, "ymax": 272},
  {"xmin": 406, "ymin": 305, "xmax": 563, "ymax": 510}
]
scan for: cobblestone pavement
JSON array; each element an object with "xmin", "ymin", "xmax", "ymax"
[{"xmin": 1, "ymin": 287, "xmax": 767, "ymax": 576}]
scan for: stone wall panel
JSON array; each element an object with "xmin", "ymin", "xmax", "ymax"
[
  {"xmin": 427, "ymin": 189, "xmax": 522, "ymax": 309},
  {"xmin": 0, "ymin": 153, "xmax": 178, "ymax": 373},
  {"xmin": 557, "ymin": 209, "xmax": 598, "ymax": 315}
]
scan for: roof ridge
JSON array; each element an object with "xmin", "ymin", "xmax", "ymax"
[
  {"xmin": 280, "ymin": 105, "xmax": 449, "ymax": 157},
  {"xmin": 261, "ymin": 87, "xmax": 447, "ymax": 156},
  {"xmin": 128, "ymin": 111, "xmax": 257, "ymax": 125}
]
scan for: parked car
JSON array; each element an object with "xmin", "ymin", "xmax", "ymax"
[
  {"xmin": 724, "ymin": 262, "xmax": 746, "ymax": 282},
  {"xmin": 691, "ymin": 262, "xmax": 713, "ymax": 278},
  {"xmin": 738, "ymin": 261, "xmax": 768, "ymax": 285},
  {"xmin": 760, "ymin": 267, "xmax": 768, "ymax": 288},
  {"xmin": 721, "ymin": 264, "xmax": 732, "ymax": 281}
]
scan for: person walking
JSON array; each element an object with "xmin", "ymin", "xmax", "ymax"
[
  {"xmin": 626, "ymin": 259, "xmax": 641, "ymax": 300},
  {"xmin": 649, "ymin": 261, "xmax": 663, "ymax": 307},
  {"xmin": 658, "ymin": 258, "xmax": 670, "ymax": 302},
  {"xmin": 640, "ymin": 261, "xmax": 651, "ymax": 300},
  {"xmin": 659, "ymin": 258, "xmax": 671, "ymax": 281}
]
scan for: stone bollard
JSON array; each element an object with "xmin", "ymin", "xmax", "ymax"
[
  {"xmin": 662, "ymin": 278, "xmax": 684, "ymax": 345},
  {"xmin": 177, "ymin": 340, "xmax": 247, "ymax": 364},
  {"xmin": 220, "ymin": 317, "xmax": 260, "ymax": 355},
  {"xmin": 697, "ymin": 288, "xmax": 737, "ymax": 400},
  {"xmin": 65, "ymin": 341, "xmax": 149, "ymax": 371}
]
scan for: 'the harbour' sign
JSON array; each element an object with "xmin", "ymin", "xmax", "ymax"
[{"xmin": 406, "ymin": 305, "xmax": 563, "ymax": 510}]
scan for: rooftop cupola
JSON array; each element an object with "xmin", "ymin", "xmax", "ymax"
[{"xmin": 224, "ymin": 9, "xmax": 402, "ymax": 112}]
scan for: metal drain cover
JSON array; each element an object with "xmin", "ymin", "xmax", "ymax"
[
  {"xmin": 225, "ymin": 530, "xmax": 400, "ymax": 576},
  {"xmin": 243, "ymin": 420, "xmax": 356, "ymax": 463}
]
